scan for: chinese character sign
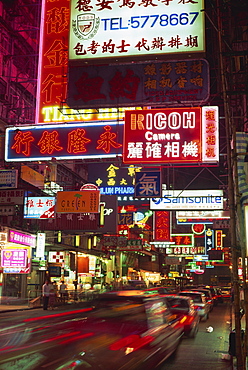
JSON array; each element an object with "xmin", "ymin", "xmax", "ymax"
[
  {"xmin": 23, "ymin": 196, "xmax": 56, "ymax": 219},
  {"xmin": 68, "ymin": 59, "xmax": 209, "ymax": 109},
  {"xmin": 5, "ymin": 122, "xmax": 123, "ymax": 162},
  {"xmin": 202, "ymin": 106, "xmax": 219, "ymax": 163},
  {"xmin": 9, "ymin": 230, "xmax": 36, "ymax": 248},
  {"xmin": 36, "ymin": 0, "xmax": 70, "ymax": 124},
  {"xmin": 154, "ymin": 211, "xmax": 170, "ymax": 242},
  {"xmin": 1, "ymin": 249, "xmax": 27, "ymax": 268},
  {"xmin": 88, "ymin": 163, "xmax": 142, "ymax": 195},
  {"xmin": 135, "ymin": 170, "xmax": 161, "ymax": 197},
  {"xmin": 69, "ymin": 0, "xmax": 204, "ymax": 62},
  {"xmin": 123, "ymin": 107, "xmax": 219, "ymax": 164}
]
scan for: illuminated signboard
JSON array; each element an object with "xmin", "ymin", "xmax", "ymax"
[
  {"xmin": 166, "ymin": 246, "xmax": 205, "ymax": 256},
  {"xmin": 5, "ymin": 122, "xmax": 123, "ymax": 162},
  {"xmin": 170, "ymin": 233, "xmax": 194, "ymax": 247},
  {"xmin": 150, "ymin": 190, "xmax": 223, "ymax": 210},
  {"xmin": 88, "ymin": 163, "xmax": 141, "ymax": 195},
  {"xmin": 215, "ymin": 230, "xmax": 223, "ymax": 248},
  {"xmin": 23, "ymin": 196, "xmax": 56, "ymax": 219},
  {"xmin": 135, "ymin": 170, "xmax": 161, "ymax": 197},
  {"xmin": 154, "ymin": 211, "xmax": 170, "ymax": 242},
  {"xmin": 9, "ymin": 230, "xmax": 36, "ymax": 248},
  {"xmin": 0, "ymin": 170, "xmax": 18, "ymax": 189},
  {"xmin": 67, "ymin": 59, "xmax": 209, "ymax": 109},
  {"xmin": 69, "ymin": 0, "xmax": 205, "ymax": 62},
  {"xmin": 123, "ymin": 107, "xmax": 219, "ymax": 164},
  {"xmin": 176, "ymin": 210, "xmax": 230, "ymax": 219},
  {"xmin": 56, "ymin": 190, "xmax": 100, "ymax": 213},
  {"xmin": 1, "ymin": 249, "xmax": 27, "ymax": 268}
]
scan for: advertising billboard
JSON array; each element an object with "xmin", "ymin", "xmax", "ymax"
[
  {"xmin": 150, "ymin": 189, "xmax": 224, "ymax": 210},
  {"xmin": 1, "ymin": 249, "xmax": 27, "ymax": 268},
  {"xmin": 67, "ymin": 59, "xmax": 209, "ymax": 109},
  {"xmin": 69, "ymin": 0, "xmax": 205, "ymax": 62},
  {"xmin": 56, "ymin": 190, "xmax": 100, "ymax": 213},
  {"xmin": 123, "ymin": 106, "xmax": 219, "ymax": 164},
  {"xmin": 23, "ymin": 196, "xmax": 55, "ymax": 219}
]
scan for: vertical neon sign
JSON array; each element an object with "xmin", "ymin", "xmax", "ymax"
[{"xmin": 36, "ymin": 0, "xmax": 70, "ymax": 125}]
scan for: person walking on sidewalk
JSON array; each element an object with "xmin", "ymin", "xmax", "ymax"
[{"xmin": 42, "ymin": 279, "xmax": 50, "ymax": 310}]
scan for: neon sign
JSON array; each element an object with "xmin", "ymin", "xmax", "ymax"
[
  {"xmin": 123, "ymin": 107, "xmax": 219, "ymax": 164},
  {"xmin": 150, "ymin": 190, "xmax": 223, "ymax": 211},
  {"xmin": 5, "ymin": 122, "xmax": 123, "ymax": 162}
]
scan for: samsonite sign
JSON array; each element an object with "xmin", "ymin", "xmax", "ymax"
[{"xmin": 150, "ymin": 190, "xmax": 223, "ymax": 210}]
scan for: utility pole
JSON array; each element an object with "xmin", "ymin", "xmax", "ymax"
[{"xmin": 216, "ymin": 1, "xmax": 245, "ymax": 368}]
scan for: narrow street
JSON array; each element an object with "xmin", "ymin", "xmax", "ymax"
[{"xmin": 162, "ymin": 303, "xmax": 235, "ymax": 370}]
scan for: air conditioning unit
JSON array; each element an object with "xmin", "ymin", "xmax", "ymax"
[{"xmin": 0, "ymin": 93, "xmax": 8, "ymax": 102}]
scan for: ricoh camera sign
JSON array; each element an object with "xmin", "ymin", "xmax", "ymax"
[
  {"xmin": 150, "ymin": 190, "xmax": 223, "ymax": 210},
  {"xmin": 69, "ymin": 0, "xmax": 204, "ymax": 61},
  {"xmin": 123, "ymin": 107, "xmax": 219, "ymax": 164}
]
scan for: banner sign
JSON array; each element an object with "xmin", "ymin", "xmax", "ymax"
[
  {"xmin": 9, "ymin": 230, "xmax": 36, "ymax": 248},
  {"xmin": 176, "ymin": 210, "xmax": 230, "ymax": 219},
  {"xmin": 67, "ymin": 59, "xmax": 209, "ymax": 109},
  {"xmin": 166, "ymin": 245, "xmax": 205, "ymax": 256},
  {"xmin": 5, "ymin": 122, "xmax": 123, "ymax": 162},
  {"xmin": 154, "ymin": 211, "xmax": 170, "ymax": 242},
  {"xmin": 69, "ymin": 0, "xmax": 204, "ymax": 62},
  {"xmin": 88, "ymin": 163, "xmax": 140, "ymax": 196},
  {"xmin": 0, "ymin": 189, "xmax": 24, "ymax": 204},
  {"xmin": 150, "ymin": 190, "xmax": 223, "ymax": 211},
  {"xmin": 0, "ymin": 170, "xmax": 18, "ymax": 189},
  {"xmin": 123, "ymin": 107, "xmax": 219, "ymax": 164},
  {"xmin": 36, "ymin": 233, "xmax": 46, "ymax": 258},
  {"xmin": 23, "ymin": 196, "xmax": 55, "ymax": 219},
  {"xmin": 56, "ymin": 190, "xmax": 100, "ymax": 213},
  {"xmin": 135, "ymin": 170, "xmax": 161, "ymax": 197},
  {"xmin": 1, "ymin": 249, "xmax": 27, "ymax": 268}
]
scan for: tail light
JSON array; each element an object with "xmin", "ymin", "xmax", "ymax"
[{"xmin": 109, "ymin": 334, "xmax": 154, "ymax": 354}]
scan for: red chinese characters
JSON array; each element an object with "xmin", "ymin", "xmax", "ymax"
[{"xmin": 154, "ymin": 211, "xmax": 170, "ymax": 241}]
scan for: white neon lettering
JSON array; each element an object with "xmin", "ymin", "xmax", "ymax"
[
  {"xmin": 168, "ymin": 112, "xmax": 181, "ymax": 130},
  {"xmin": 183, "ymin": 112, "xmax": 195, "ymax": 128}
]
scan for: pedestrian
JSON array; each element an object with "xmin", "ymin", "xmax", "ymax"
[
  {"xmin": 49, "ymin": 288, "xmax": 56, "ymax": 310},
  {"xmin": 42, "ymin": 279, "xmax": 50, "ymax": 310},
  {"xmin": 59, "ymin": 280, "xmax": 67, "ymax": 303}
]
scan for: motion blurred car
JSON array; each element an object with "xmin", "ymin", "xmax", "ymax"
[
  {"xmin": 220, "ymin": 286, "xmax": 232, "ymax": 301},
  {"xmin": 163, "ymin": 294, "xmax": 200, "ymax": 338},
  {"xmin": 178, "ymin": 291, "xmax": 210, "ymax": 321},
  {"xmin": 142, "ymin": 286, "xmax": 171, "ymax": 295},
  {"xmin": 78, "ymin": 291, "xmax": 184, "ymax": 369},
  {"xmin": 0, "ymin": 291, "xmax": 184, "ymax": 370},
  {"xmin": 205, "ymin": 286, "xmax": 223, "ymax": 305},
  {"xmin": 190, "ymin": 287, "xmax": 214, "ymax": 311}
]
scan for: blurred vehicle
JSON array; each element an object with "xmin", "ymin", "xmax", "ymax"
[
  {"xmin": 213, "ymin": 286, "xmax": 224, "ymax": 303},
  {"xmin": 163, "ymin": 294, "xmax": 200, "ymax": 338},
  {"xmin": 190, "ymin": 287, "xmax": 214, "ymax": 312},
  {"xmin": 62, "ymin": 292, "xmax": 183, "ymax": 369},
  {"xmin": 142, "ymin": 286, "xmax": 171, "ymax": 295},
  {"xmin": 221, "ymin": 286, "xmax": 232, "ymax": 301},
  {"xmin": 205, "ymin": 286, "xmax": 223, "ymax": 305},
  {"xmin": 122, "ymin": 280, "xmax": 147, "ymax": 290},
  {"xmin": 178, "ymin": 291, "xmax": 210, "ymax": 321}
]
